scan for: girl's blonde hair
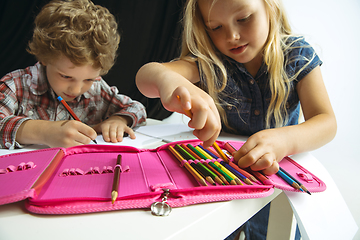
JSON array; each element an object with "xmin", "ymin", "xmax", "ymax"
[
  {"xmin": 27, "ymin": 0, "xmax": 120, "ymax": 75},
  {"xmin": 181, "ymin": 0, "xmax": 308, "ymax": 129}
]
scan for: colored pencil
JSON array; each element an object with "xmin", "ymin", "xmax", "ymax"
[
  {"xmin": 212, "ymin": 142, "xmax": 229, "ymax": 162},
  {"xmin": 213, "ymin": 161, "xmax": 243, "ymax": 185},
  {"xmin": 176, "ymin": 95, "xmax": 193, "ymax": 118},
  {"xmin": 194, "ymin": 146, "xmax": 213, "ymax": 160},
  {"xmin": 208, "ymin": 162, "xmax": 237, "ymax": 185},
  {"xmin": 111, "ymin": 154, "xmax": 122, "ymax": 204},
  {"xmin": 277, "ymin": 169, "xmax": 304, "ymax": 192},
  {"xmin": 168, "ymin": 145, "xmax": 207, "ymax": 186},
  {"xmin": 197, "ymin": 145, "xmax": 218, "ymax": 159},
  {"xmin": 224, "ymin": 142, "xmax": 237, "ymax": 154},
  {"xmin": 279, "ymin": 167, "xmax": 311, "ymax": 195},
  {"xmin": 175, "ymin": 144, "xmax": 215, "ymax": 185},
  {"xmin": 220, "ymin": 161, "xmax": 253, "ymax": 185},
  {"xmin": 57, "ymin": 96, "xmax": 97, "ymax": 144}
]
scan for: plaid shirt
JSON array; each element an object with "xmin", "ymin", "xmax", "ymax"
[{"xmin": 0, "ymin": 62, "xmax": 146, "ymax": 149}]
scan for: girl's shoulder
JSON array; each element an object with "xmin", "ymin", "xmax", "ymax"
[{"xmin": 283, "ymin": 36, "xmax": 322, "ymax": 81}]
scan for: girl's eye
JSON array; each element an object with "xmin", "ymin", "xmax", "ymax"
[
  {"xmin": 238, "ymin": 15, "xmax": 251, "ymax": 23},
  {"xmin": 209, "ymin": 25, "xmax": 222, "ymax": 31}
]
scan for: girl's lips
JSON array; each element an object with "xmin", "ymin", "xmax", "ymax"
[{"xmin": 230, "ymin": 44, "xmax": 248, "ymax": 54}]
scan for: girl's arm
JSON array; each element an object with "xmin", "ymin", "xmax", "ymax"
[
  {"xmin": 136, "ymin": 61, "xmax": 222, "ymax": 148},
  {"xmin": 233, "ymin": 66, "xmax": 337, "ymax": 175}
]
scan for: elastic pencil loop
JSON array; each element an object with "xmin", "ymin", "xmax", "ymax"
[
  {"xmin": 59, "ymin": 168, "xmax": 69, "ymax": 177},
  {"xmin": 180, "ymin": 160, "xmax": 187, "ymax": 167},
  {"xmin": 93, "ymin": 167, "xmax": 100, "ymax": 174},
  {"xmin": 25, "ymin": 162, "xmax": 36, "ymax": 169},
  {"xmin": 75, "ymin": 168, "xmax": 84, "ymax": 175},
  {"xmin": 69, "ymin": 168, "xmax": 76, "ymax": 175},
  {"xmin": 17, "ymin": 162, "xmax": 26, "ymax": 171},
  {"xmin": 114, "ymin": 164, "xmax": 130, "ymax": 173},
  {"xmin": 194, "ymin": 160, "xmax": 200, "ymax": 164},
  {"xmin": 296, "ymin": 172, "xmax": 313, "ymax": 182},
  {"xmin": 85, "ymin": 167, "xmax": 93, "ymax": 175},
  {"xmin": 188, "ymin": 160, "xmax": 194, "ymax": 164},
  {"xmin": 199, "ymin": 159, "xmax": 206, "ymax": 163},
  {"xmin": 6, "ymin": 165, "xmax": 16, "ymax": 172},
  {"xmin": 0, "ymin": 169, "xmax": 7, "ymax": 174},
  {"xmin": 205, "ymin": 159, "xmax": 212, "ymax": 163}
]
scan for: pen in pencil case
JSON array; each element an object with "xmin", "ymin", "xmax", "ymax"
[{"xmin": 57, "ymin": 96, "xmax": 97, "ymax": 144}]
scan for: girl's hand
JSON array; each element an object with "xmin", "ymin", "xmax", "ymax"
[
  {"xmin": 232, "ymin": 128, "xmax": 289, "ymax": 175},
  {"xmin": 165, "ymin": 86, "xmax": 221, "ymax": 148},
  {"xmin": 92, "ymin": 115, "xmax": 135, "ymax": 143}
]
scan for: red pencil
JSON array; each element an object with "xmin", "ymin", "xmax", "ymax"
[{"xmin": 57, "ymin": 96, "xmax": 97, "ymax": 144}]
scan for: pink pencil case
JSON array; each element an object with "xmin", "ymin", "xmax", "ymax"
[{"xmin": 0, "ymin": 139, "xmax": 326, "ymax": 215}]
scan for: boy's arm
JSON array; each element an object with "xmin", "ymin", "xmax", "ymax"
[
  {"xmin": 233, "ymin": 66, "xmax": 337, "ymax": 175},
  {"xmin": 136, "ymin": 61, "xmax": 222, "ymax": 148},
  {"xmin": 16, "ymin": 119, "xmax": 98, "ymax": 148}
]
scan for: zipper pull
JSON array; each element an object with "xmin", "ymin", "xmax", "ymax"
[{"xmin": 150, "ymin": 188, "xmax": 172, "ymax": 216}]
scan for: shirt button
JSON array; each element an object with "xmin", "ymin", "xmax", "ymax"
[
  {"xmin": 226, "ymin": 106, "xmax": 232, "ymax": 110},
  {"xmin": 249, "ymin": 79, "xmax": 255, "ymax": 84},
  {"xmin": 254, "ymin": 110, "xmax": 260, "ymax": 115},
  {"xmin": 5, "ymin": 142, "xmax": 12, "ymax": 148},
  {"xmin": 28, "ymin": 110, "xmax": 33, "ymax": 116}
]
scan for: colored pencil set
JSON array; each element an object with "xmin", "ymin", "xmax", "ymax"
[{"xmin": 168, "ymin": 141, "xmax": 311, "ymax": 194}]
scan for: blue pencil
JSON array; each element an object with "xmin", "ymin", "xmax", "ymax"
[{"xmin": 277, "ymin": 169, "xmax": 303, "ymax": 192}]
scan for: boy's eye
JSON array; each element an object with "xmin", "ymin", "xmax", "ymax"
[{"xmin": 60, "ymin": 74, "xmax": 71, "ymax": 79}]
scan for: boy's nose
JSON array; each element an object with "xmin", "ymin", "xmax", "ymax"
[{"xmin": 69, "ymin": 83, "xmax": 82, "ymax": 96}]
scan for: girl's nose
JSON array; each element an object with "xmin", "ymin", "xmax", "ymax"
[{"xmin": 227, "ymin": 25, "xmax": 240, "ymax": 42}]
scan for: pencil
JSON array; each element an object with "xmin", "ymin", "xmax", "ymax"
[
  {"xmin": 209, "ymin": 162, "xmax": 237, "ymax": 185},
  {"xmin": 277, "ymin": 169, "xmax": 304, "ymax": 192},
  {"xmin": 212, "ymin": 142, "xmax": 229, "ymax": 162},
  {"xmin": 168, "ymin": 145, "xmax": 207, "ymax": 186},
  {"xmin": 176, "ymin": 95, "xmax": 193, "ymax": 118},
  {"xmin": 213, "ymin": 161, "xmax": 243, "ymax": 185},
  {"xmin": 57, "ymin": 96, "xmax": 97, "ymax": 144},
  {"xmin": 220, "ymin": 161, "xmax": 253, "ymax": 185},
  {"xmin": 175, "ymin": 144, "xmax": 216, "ymax": 185},
  {"xmin": 197, "ymin": 145, "xmax": 218, "ymax": 159},
  {"xmin": 111, "ymin": 154, "xmax": 122, "ymax": 204},
  {"xmin": 279, "ymin": 167, "xmax": 311, "ymax": 195}
]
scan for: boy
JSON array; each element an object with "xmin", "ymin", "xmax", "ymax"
[{"xmin": 0, "ymin": 0, "xmax": 146, "ymax": 149}]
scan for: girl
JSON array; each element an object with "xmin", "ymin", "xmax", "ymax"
[{"xmin": 137, "ymin": 0, "xmax": 336, "ymax": 238}]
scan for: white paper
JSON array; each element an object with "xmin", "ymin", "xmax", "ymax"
[
  {"xmin": 94, "ymin": 132, "xmax": 162, "ymax": 148},
  {"xmin": 136, "ymin": 123, "xmax": 198, "ymax": 143},
  {"xmin": 285, "ymin": 153, "xmax": 358, "ymax": 240}
]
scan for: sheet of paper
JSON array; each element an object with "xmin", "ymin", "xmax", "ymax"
[
  {"xmin": 94, "ymin": 132, "xmax": 162, "ymax": 148},
  {"xmin": 285, "ymin": 153, "xmax": 358, "ymax": 240},
  {"xmin": 136, "ymin": 123, "xmax": 198, "ymax": 142}
]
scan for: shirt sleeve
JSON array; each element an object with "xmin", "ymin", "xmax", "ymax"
[
  {"xmin": 285, "ymin": 36, "xmax": 323, "ymax": 82},
  {"xmin": 98, "ymin": 80, "xmax": 147, "ymax": 128},
  {"xmin": 0, "ymin": 78, "xmax": 30, "ymax": 149}
]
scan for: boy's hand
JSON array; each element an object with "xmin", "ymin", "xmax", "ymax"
[
  {"xmin": 232, "ymin": 128, "xmax": 289, "ymax": 175},
  {"xmin": 164, "ymin": 86, "xmax": 221, "ymax": 148},
  {"xmin": 92, "ymin": 115, "xmax": 135, "ymax": 143},
  {"xmin": 16, "ymin": 119, "xmax": 98, "ymax": 148}
]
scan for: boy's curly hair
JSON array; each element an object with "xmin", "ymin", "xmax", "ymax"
[{"xmin": 27, "ymin": 0, "xmax": 120, "ymax": 75}]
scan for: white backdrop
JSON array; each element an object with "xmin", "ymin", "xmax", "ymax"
[{"xmin": 283, "ymin": 0, "xmax": 360, "ymax": 238}]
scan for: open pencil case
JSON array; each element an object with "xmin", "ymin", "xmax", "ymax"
[{"xmin": 0, "ymin": 139, "xmax": 326, "ymax": 215}]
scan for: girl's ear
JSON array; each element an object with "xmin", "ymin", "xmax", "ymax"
[{"xmin": 40, "ymin": 61, "xmax": 47, "ymax": 66}]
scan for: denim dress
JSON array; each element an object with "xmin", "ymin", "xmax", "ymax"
[{"xmin": 198, "ymin": 36, "xmax": 322, "ymax": 240}]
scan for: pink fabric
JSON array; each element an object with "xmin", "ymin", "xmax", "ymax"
[{"xmin": 0, "ymin": 140, "xmax": 326, "ymax": 214}]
